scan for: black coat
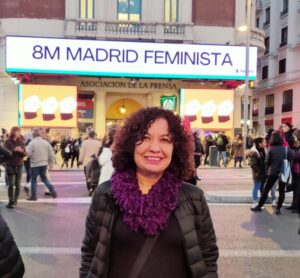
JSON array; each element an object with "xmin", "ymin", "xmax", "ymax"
[
  {"xmin": 80, "ymin": 181, "xmax": 219, "ymax": 278},
  {"xmin": 0, "ymin": 214, "xmax": 25, "ymax": 278},
  {"xmin": 249, "ymin": 147, "xmax": 266, "ymax": 182},
  {"xmin": 266, "ymin": 145, "xmax": 292, "ymax": 176}
]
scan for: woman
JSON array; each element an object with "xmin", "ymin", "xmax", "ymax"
[
  {"xmin": 4, "ymin": 127, "xmax": 25, "ymax": 208},
  {"xmin": 0, "ymin": 213, "xmax": 25, "ymax": 277},
  {"xmin": 232, "ymin": 135, "xmax": 244, "ymax": 168},
  {"xmin": 98, "ymin": 125, "xmax": 118, "ymax": 185},
  {"xmin": 249, "ymin": 137, "xmax": 267, "ymax": 208},
  {"xmin": 60, "ymin": 137, "xmax": 72, "ymax": 168},
  {"xmin": 282, "ymin": 122, "xmax": 295, "ymax": 148},
  {"xmin": 251, "ymin": 132, "xmax": 292, "ymax": 215},
  {"xmin": 80, "ymin": 107, "xmax": 218, "ymax": 278}
]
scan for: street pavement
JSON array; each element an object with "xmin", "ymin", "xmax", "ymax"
[{"xmin": 0, "ymin": 166, "xmax": 299, "ymax": 278}]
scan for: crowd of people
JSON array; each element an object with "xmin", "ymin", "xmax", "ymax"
[{"xmin": 1, "ymin": 112, "xmax": 300, "ymax": 276}]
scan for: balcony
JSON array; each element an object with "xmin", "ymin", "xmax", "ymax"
[
  {"xmin": 65, "ymin": 19, "xmax": 194, "ymax": 42},
  {"xmin": 265, "ymin": 106, "xmax": 274, "ymax": 115},
  {"xmin": 279, "ymin": 41, "xmax": 287, "ymax": 48},
  {"xmin": 250, "ymin": 28, "xmax": 266, "ymax": 56},
  {"xmin": 282, "ymin": 103, "xmax": 292, "ymax": 112},
  {"xmin": 280, "ymin": 9, "xmax": 288, "ymax": 17},
  {"xmin": 263, "ymin": 21, "xmax": 270, "ymax": 28},
  {"xmin": 252, "ymin": 109, "xmax": 259, "ymax": 117}
]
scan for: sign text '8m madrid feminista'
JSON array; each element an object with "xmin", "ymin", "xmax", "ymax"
[{"xmin": 6, "ymin": 36, "xmax": 257, "ymax": 80}]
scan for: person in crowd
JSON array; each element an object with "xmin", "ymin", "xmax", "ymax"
[
  {"xmin": 23, "ymin": 132, "xmax": 33, "ymax": 196},
  {"xmin": 79, "ymin": 130, "xmax": 101, "ymax": 196},
  {"xmin": 0, "ymin": 128, "xmax": 9, "ymax": 144},
  {"xmin": 71, "ymin": 137, "xmax": 81, "ymax": 168},
  {"xmin": 80, "ymin": 107, "xmax": 218, "ymax": 278},
  {"xmin": 60, "ymin": 137, "xmax": 72, "ymax": 168},
  {"xmin": 0, "ymin": 213, "xmax": 25, "ymax": 277},
  {"xmin": 4, "ymin": 127, "xmax": 26, "ymax": 208},
  {"xmin": 249, "ymin": 137, "xmax": 267, "ymax": 208},
  {"xmin": 251, "ymin": 132, "xmax": 292, "ymax": 215},
  {"xmin": 98, "ymin": 125, "xmax": 118, "ymax": 186},
  {"xmin": 193, "ymin": 130, "xmax": 204, "ymax": 169},
  {"xmin": 289, "ymin": 129, "xmax": 300, "ymax": 234},
  {"xmin": 281, "ymin": 122, "xmax": 295, "ymax": 148},
  {"xmin": 287, "ymin": 129, "xmax": 300, "ymax": 214},
  {"xmin": 204, "ymin": 134, "xmax": 215, "ymax": 165},
  {"xmin": 265, "ymin": 128, "xmax": 274, "ymax": 148},
  {"xmin": 25, "ymin": 128, "xmax": 57, "ymax": 201},
  {"xmin": 232, "ymin": 134, "xmax": 244, "ymax": 168},
  {"xmin": 246, "ymin": 133, "xmax": 254, "ymax": 149},
  {"xmin": 216, "ymin": 132, "xmax": 229, "ymax": 167}
]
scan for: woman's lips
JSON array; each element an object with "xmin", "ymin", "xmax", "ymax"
[{"xmin": 144, "ymin": 156, "xmax": 163, "ymax": 164}]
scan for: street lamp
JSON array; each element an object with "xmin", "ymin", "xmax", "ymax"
[{"xmin": 241, "ymin": 0, "xmax": 251, "ymax": 163}]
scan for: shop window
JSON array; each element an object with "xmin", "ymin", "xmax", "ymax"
[
  {"xmin": 263, "ymin": 7, "xmax": 270, "ymax": 28},
  {"xmin": 264, "ymin": 36, "xmax": 269, "ymax": 55},
  {"xmin": 265, "ymin": 94, "xmax": 274, "ymax": 115},
  {"xmin": 262, "ymin": 65, "xmax": 268, "ymax": 80},
  {"xmin": 118, "ymin": 0, "xmax": 141, "ymax": 21},
  {"xmin": 79, "ymin": 0, "xmax": 94, "ymax": 19},
  {"xmin": 279, "ymin": 58, "xmax": 286, "ymax": 74},
  {"xmin": 280, "ymin": 27, "xmax": 288, "ymax": 47},
  {"xmin": 282, "ymin": 89, "xmax": 293, "ymax": 112},
  {"xmin": 165, "ymin": 0, "xmax": 178, "ymax": 22}
]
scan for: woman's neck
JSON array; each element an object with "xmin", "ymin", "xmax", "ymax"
[{"xmin": 136, "ymin": 171, "xmax": 162, "ymax": 194}]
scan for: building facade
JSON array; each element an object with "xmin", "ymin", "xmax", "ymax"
[
  {"xmin": 253, "ymin": 0, "xmax": 300, "ymax": 135},
  {"xmin": 0, "ymin": 0, "xmax": 265, "ymax": 139}
]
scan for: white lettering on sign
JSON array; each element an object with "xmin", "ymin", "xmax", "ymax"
[{"xmin": 6, "ymin": 36, "xmax": 257, "ymax": 80}]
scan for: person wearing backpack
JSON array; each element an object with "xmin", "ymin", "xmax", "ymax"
[
  {"xmin": 71, "ymin": 137, "xmax": 81, "ymax": 168},
  {"xmin": 251, "ymin": 132, "xmax": 292, "ymax": 215},
  {"xmin": 216, "ymin": 132, "xmax": 229, "ymax": 167}
]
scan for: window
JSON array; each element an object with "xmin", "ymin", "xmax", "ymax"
[
  {"xmin": 79, "ymin": 0, "xmax": 94, "ymax": 19},
  {"xmin": 118, "ymin": 0, "xmax": 141, "ymax": 21},
  {"xmin": 262, "ymin": 65, "xmax": 268, "ymax": 80},
  {"xmin": 282, "ymin": 0, "xmax": 288, "ymax": 13},
  {"xmin": 264, "ymin": 37, "xmax": 269, "ymax": 54},
  {"xmin": 282, "ymin": 89, "xmax": 293, "ymax": 112},
  {"xmin": 165, "ymin": 0, "xmax": 178, "ymax": 22},
  {"xmin": 263, "ymin": 7, "xmax": 270, "ymax": 27},
  {"xmin": 279, "ymin": 58, "xmax": 286, "ymax": 74},
  {"xmin": 265, "ymin": 94, "xmax": 274, "ymax": 115},
  {"xmin": 256, "ymin": 17, "xmax": 260, "ymax": 28},
  {"xmin": 252, "ymin": 99, "xmax": 259, "ymax": 116},
  {"xmin": 266, "ymin": 94, "xmax": 274, "ymax": 108},
  {"xmin": 280, "ymin": 27, "xmax": 288, "ymax": 47}
]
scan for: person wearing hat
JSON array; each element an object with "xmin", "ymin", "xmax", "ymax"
[{"xmin": 79, "ymin": 130, "xmax": 102, "ymax": 195}]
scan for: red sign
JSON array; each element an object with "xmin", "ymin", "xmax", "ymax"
[
  {"xmin": 281, "ymin": 117, "xmax": 292, "ymax": 124},
  {"xmin": 265, "ymin": 119, "xmax": 274, "ymax": 125},
  {"xmin": 77, "ymin": 99, "xmax": 93, "ymax": 109}
]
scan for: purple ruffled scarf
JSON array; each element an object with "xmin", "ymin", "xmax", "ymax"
[{"xmin": 111, "ymin": 170, "xmax": 181, "ymax": 236}]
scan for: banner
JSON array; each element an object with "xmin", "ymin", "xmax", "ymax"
[
  {"xmin": 77, "ymin": 99, "xmax": 94, "ymax": 119},
  {"xmin": 180, "ymin": 89, "xmax": 234, "ymax": 130},
  {"xmin": 6, "ymin": 36, "xmax": 257, "ymax": 80},
  {"xmin": 18, "ymin": 84, "xmax": 77, "ymax": 127}
]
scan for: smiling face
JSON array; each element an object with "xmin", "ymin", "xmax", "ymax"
[{"xmin": 134, "ymin": 118, "xmax": 174, "ymax": 180}]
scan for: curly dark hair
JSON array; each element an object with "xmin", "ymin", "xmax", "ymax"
[{"xmin": 112, "ymin": 107, "xmax": 194, "ymax": 180}]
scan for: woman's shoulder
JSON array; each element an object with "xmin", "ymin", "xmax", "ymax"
[{"xmin": 180, "ymin": 182, "xmax": 205, "ymax": 201}]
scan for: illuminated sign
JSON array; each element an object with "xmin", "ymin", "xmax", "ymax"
[
  {"xmin": 180, "ymin": 89, "xmax": 234, "ymax": 130},
  {"xmin": 18, "ymin": 84, "xmax": 77, "ymax": 127},
  {"xmin": 6, "ymin": 36, "xmax": 257, "ymax": 80},
  {"xmin": 160, "ymin": 96, "xmax": 177, "ymax": 111}
]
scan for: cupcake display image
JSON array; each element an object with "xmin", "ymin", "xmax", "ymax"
[
  {"xmin": 41, "ymin": 97, "xmax": 59, "ymax": 121},
  {"xmin": 201, "ymin": 100, "xmax": 217, "ymax": 124},
  {"xmin": 184, "ymin": 99, "xmax": 201, "ymax": 122},
  {"xmin": 24, "ymin": 95, "xmax": 41, "ymax": 119},
  {"xmin": 218, "ymin": 100, "xmax": 234, "ymax": 122},
  {"xmin": 60, "ymin": 96, "xmax": 77, "ymax": 120}
]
